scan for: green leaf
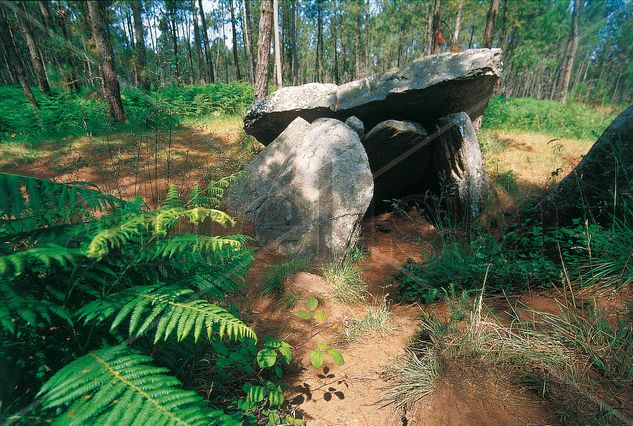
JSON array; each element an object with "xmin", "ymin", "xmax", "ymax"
[
  {"xmin": 278, "ymin": 343, "xmax": 292, "ymax": 364},
  {"xmin": 244, "ymin": 383, "xmax": 266, "ymax": 403},
  {"xmin": 268, "ymin": 389, "xmax": 284, "ymax": 407},
  {"xmin": 328, "ymin": 348, "xmax": 344, "ymax": 366},
  {"xmin": 306, "ymin": 296, "xmax": 319, "ymax": 311},
  {"xmin": 295, "ymin": 310, "xmax": 312, "ymax": 320},
  {"xmin": 313, "ymin": 311, "xmax": 328, "ymax": 322},
  {"xmin": 310, "ymin": 350, "xmax": 324, "ymax": 369},
  {"xmin": 317, "ymin": 342, "xmax": 331, "ymax": 351},
  {"xmin": 257, "ymin": 348, "xmax": 277, "ymax": 368}
]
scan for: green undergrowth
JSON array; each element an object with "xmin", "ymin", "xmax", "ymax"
[
  {"xmin": 482, "ymin": 96, "xmax": 617, "ymax": 140},
  {"xmin": 0, "ymin": 82, "xmax": 253, "ymax": 142}
]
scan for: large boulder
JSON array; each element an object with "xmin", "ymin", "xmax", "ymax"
[
  {"xmin": 363, "ymin": 120, "xmax": 431, "ymax": 205},
  {"xmin": 244, "ymin": 49, "xmax": 502, "ymax": 145},
  {"xmin": 538, "ymin": 105, "xmax": 633, "ymax": 225},
  {"xmin": 229, "ymin": 118, "xmax": 373, "ymax": 260},
  {"xmin": 227, "ymin": 116, "xmax": 310, "ymax": 217},
  {"xmin": 433, "ymin": 112, "xmax": 491, "ymax": 222}
]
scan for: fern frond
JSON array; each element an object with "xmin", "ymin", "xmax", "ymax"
[
  {"xmin": 77, "ymin": 285, "xmax": 256, "ymax": 343},
  {"xmin": 38, "ymin": 345, "xmax": 230, "ymax": 426},
  {"xmin": 163, "ymin": 184, "xmax": 182, "ymax": 209},
  {"xmin": 0, "ymin": 172, "xmax": 124, "ymax": 220},
  {"xmin": 86, "ymin": 207, "xmax": 237, "ymax": 259},
  {"xmin": 0, "ymin": 284, "xmax": 72, "ymax": 333},
  {"xmin": 142, "ymin": 234, "xmax": 251, "ymax": 259},
  {"xmin": 0, "ymin": 243, "xmax": 80, "ymax": 276}
]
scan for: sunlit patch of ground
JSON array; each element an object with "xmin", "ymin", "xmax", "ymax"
[{"xmin": 0, "ymin": 115, "xmax": 256, "ymax": 208}]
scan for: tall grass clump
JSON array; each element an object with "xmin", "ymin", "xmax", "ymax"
[
  {"xmin": 321, "ymin": 258, "xmax": 368, "ymax": 304},
  {"xmin": 482, "ymin": 96, "xmax": 617, "ymax": 139},
  {"xmin": 344, "ymin": 298, "xmax": 393, "ymax": 341}
]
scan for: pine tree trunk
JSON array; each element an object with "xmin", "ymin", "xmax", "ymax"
[
  {"xmin": 482, "ymin": 0, "xmax": 499, "ymax": 48},
  {"xmin": 86, "ymin": 1, "xmax": 125, "ymax": 122},
  {"xmin": 0, "ymin": 7, "xmax": 38, "ymax": 107},
  {"xmin": 198, "ymin": 0, "xmax": 215, "ymax": 83},
  {"xmin": 290, "ymin": 0, "xmax": 298, "ymax": 85},
  {"xmin": 229, "ymin": 0, "xmax": 242, "ymax": 80},
  {"xmin": 56, "ymin": 1, "xmax": 81, "ymax": 92},
  {"xmin": 430, "ymin": 0, "xmax": 442, "ymax": 55},
  {"xmin": 273, "ymin": 0, "xmax": 282, "ymax": 87},
  {"xmin": 190, "ymin": 0, "xmax": 206, "ymax": 83},
  {"xmin": 254, "ymin": 0, "xmax": 273, "ymax": 99},
  {"xmin": 555, "ymin": 0, "xmax": 582, "ymax": 102},
  {"xmin": 364, "ymin": 1, "xmax": 369, "ymax": 75},
  {"xmin": 241, "ymin": 0, "xmax": 254, "ymax": 83},
  {"xmin": 332, "ymin": 7, "xmax": 339, "ymax": 84},
  {"xmin": 315, "ymin": 0, "xmax": 322, "ymax": 82},
  {"xmin": 167, "ymin": 2, "xmax": 181, "ymax": 85},
  {"xmin": 17, "ymin": 2, "xmax": 51, "ymax": 95},
  {"xmin": 451, "ymin": 0, "xmax": 463, "ymax": 52},
  {"xmin": 132, "ymin": 0, "xmax": 150, "ymax": 90},
  {"xmin": 354, "ymin": 11, "xmax": 361, "ymax": 78}
]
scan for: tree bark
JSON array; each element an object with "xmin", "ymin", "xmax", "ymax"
[
  {"xmin": 290, "ymin": 0, "xmax": 298, "ymax": 85},
  {"xmin": 254, "ymin": 0, "xmax": 273, "ymax": 99},
  {"xmin": 198, "ymin": 0, "xmax": 215, "ymax": 83},
  {"xmin": 167, "ymin": 1, "xmax": 181, "ymax": 85},
  {"xmin": 451, "ymin": 0, "xmax": 463, "ymax": 52},
  {"xmin": 315, "ymin": 0, "xmax": 323, "ymax": 82},
  {"xmin": 482, "ymin": 0, "xmax": 499, "ymax": 48},
  {"xmin": 241, "ymin": 0, "xmax": 254, "ymax": 83},
  {"xmin": 429, "ymin": 0, "xmax": 442, "ymax": 55},
  {"xmin": 190, "ymin": 0, "xmax": 206, "ymax": 83},
  {"xmin": 0, "ymin": 6, "xmax": 38, "ymax": 107},
  {"xmin": 555, "ymin": 0, "xmax": 582, "ymax": 102},
  {"xmin": 273, "ymin": 0, "xmax": 282, "ymax": 87},
  {"xmin": 132, "ymin": 0, "xmax": 150, "ymax": 90},
  {"xmin": 332, "ymin": 6, "xmax": 339, "ymax": 84},
  {"xmin": 86, "ymin": 1, "xmax": 125, "ymax": 122},
  {"xmin": 16, "ymin": 1, "xmax": 51, "ymax": 95},
  {"xmin": 229, "ymin": 0, "xmax": 242, "ymax": 80}
]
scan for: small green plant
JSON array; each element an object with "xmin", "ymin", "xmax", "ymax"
[
  {"xmin": 382, "ymin": 347, "xmax": 440, "ymax": 409},
  {"xmin": 295, "ymin": 297, "xmax": 344, "ymax": 369},
  {"xmin": 261, "ymin": 257, "xmax": 310, "ymax": 295},
  {"xmin": 344, "ymin": 298, "xmax": 393, "ymax": 341}
]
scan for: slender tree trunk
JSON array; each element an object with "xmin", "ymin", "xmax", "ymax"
[
  {"xmin": 364, "ymin": 1, "xmax": 369, "ymax": 75},
  {"xmin": 86, "ymin": 1, "xmax": 125, "ymax": 122},
  {"xmin": 254, "ymin": 0, "xmax": 273, "ymax": 99},
  {"xmin": 244, "ymin": 0, "xmax": 256, "ymax": 83},
  {"xmin": 451, "ymin": 0, "xmax": 463, "ymax": 52},
  {"xmin": 219, "ymin": 1, "xmax": 229, "ymax": 82},
  {"xmin": 229, "ymin": 0, "xmax": 242, "ymax": 80},
  {"xmin": 290, "ymin": 0, "xmax": 298, "ymax": 85},
  {"xmin": 332, "ymin": 6, "xmax": 339, "ymax": 84},
  {"xmin": 315, "ymin": 0, "xmax": 322, "ymax": 82},
  {"xmin": 56, "ymin": 1, "xmax": 81, "ymax": 92},
  {"xmin": 190, "ymin": 0, "xmax": 205, "ymax": 83},
  {"xmin": 184, "ymin": 13, "xmax": 194, "ymax": 84},
  {"xmin": 198, "ymin": 0, "xmax": 215, "ymax": 83},
  {"xmin": 0, "ymin": 7, "xmax": 38, "ymax": 107},
  {"xmin": 241, "ymin": 0, "xmax": 254, "ymax": 82},
  {"xmin": 273, "ymin": 0, "xmax": 282, "ymax": 87},
  {"xmin": 16, "ymin": 2, "xmax": 50, "ymax": 95},
  {"xmin": 132, "ymin": 0, "xmax": 150, "ymax": 90},
  {"xmin": 429, "ymin": 0, "xmax": 442, "ymax": 55},
  {"xmin": 482, "ymin": 0, "xmax": 499, "ymax": 48},
  {"xmin": 555, "ymin": 0, "xmax": 583, "ymax": 102},
  {"xmin": 167, "ymin": 1, "xmax": 181, "ymax": 85},
  {"xmin": 354, "ymin": 10, "xmax": 361, "ymax": 78}
]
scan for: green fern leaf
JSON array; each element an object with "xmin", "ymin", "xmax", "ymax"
[
  {"xmin": 77, "ymin": 285, "xmax": 256, "ymax": 343},
  {"xmin": 38, "ymin": 345, "xmax": 227, "ymax": 425}
]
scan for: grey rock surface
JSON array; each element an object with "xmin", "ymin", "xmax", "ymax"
[
  {"xmin": 434, "ymin": 112, "xmax": 491, "ymax": 221},
  {"xmin": 363, "ymin": 120, "xmax": 430, "ymax": 204},
  {"xmin": 538, "ymin": 105, "xmax": 633, "ymax": 225},
  {"xmin": 230, "ymin": 118, "xmax": 373, "ymax": 260},
  {"xmin": 345, "ymin": 116, "xmax": 365, "ymax": 140},
  {"xmin": 244, "ymin": 49, "xmax": 502, "ymax": 145},
  {"xmin": 226, "ymin": 116, "xmax": 310, "ymax": 217}
]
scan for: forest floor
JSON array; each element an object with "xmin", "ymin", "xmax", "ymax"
[{"xmin": 3, "ymin": 119, "xmax": 632, "ymax": 425}]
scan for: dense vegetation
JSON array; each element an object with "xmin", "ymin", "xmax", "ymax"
[{"xmin": 0, "ymin": 174, "xmax": 294, "ymax": 423}]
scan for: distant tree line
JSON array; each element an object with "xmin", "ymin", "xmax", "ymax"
[{"xmin": 0, "ymin": 0, "xmax": 630, "ymax": 122}]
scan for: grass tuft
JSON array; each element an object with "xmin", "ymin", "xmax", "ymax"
[
  {"xmin": 344, "ymin": 298, "xmax": 393, "ymax": 341},
  {"xmin": 260, "ymin": 258, "xmax": 310, "ymax": 295},
  {"xmin": 321, "ymin": 261, "xmax": 368, "ymax": 304},
  {"xmin": 382, "ymin": 347, "xmax": 440, "ymax": 409}
]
